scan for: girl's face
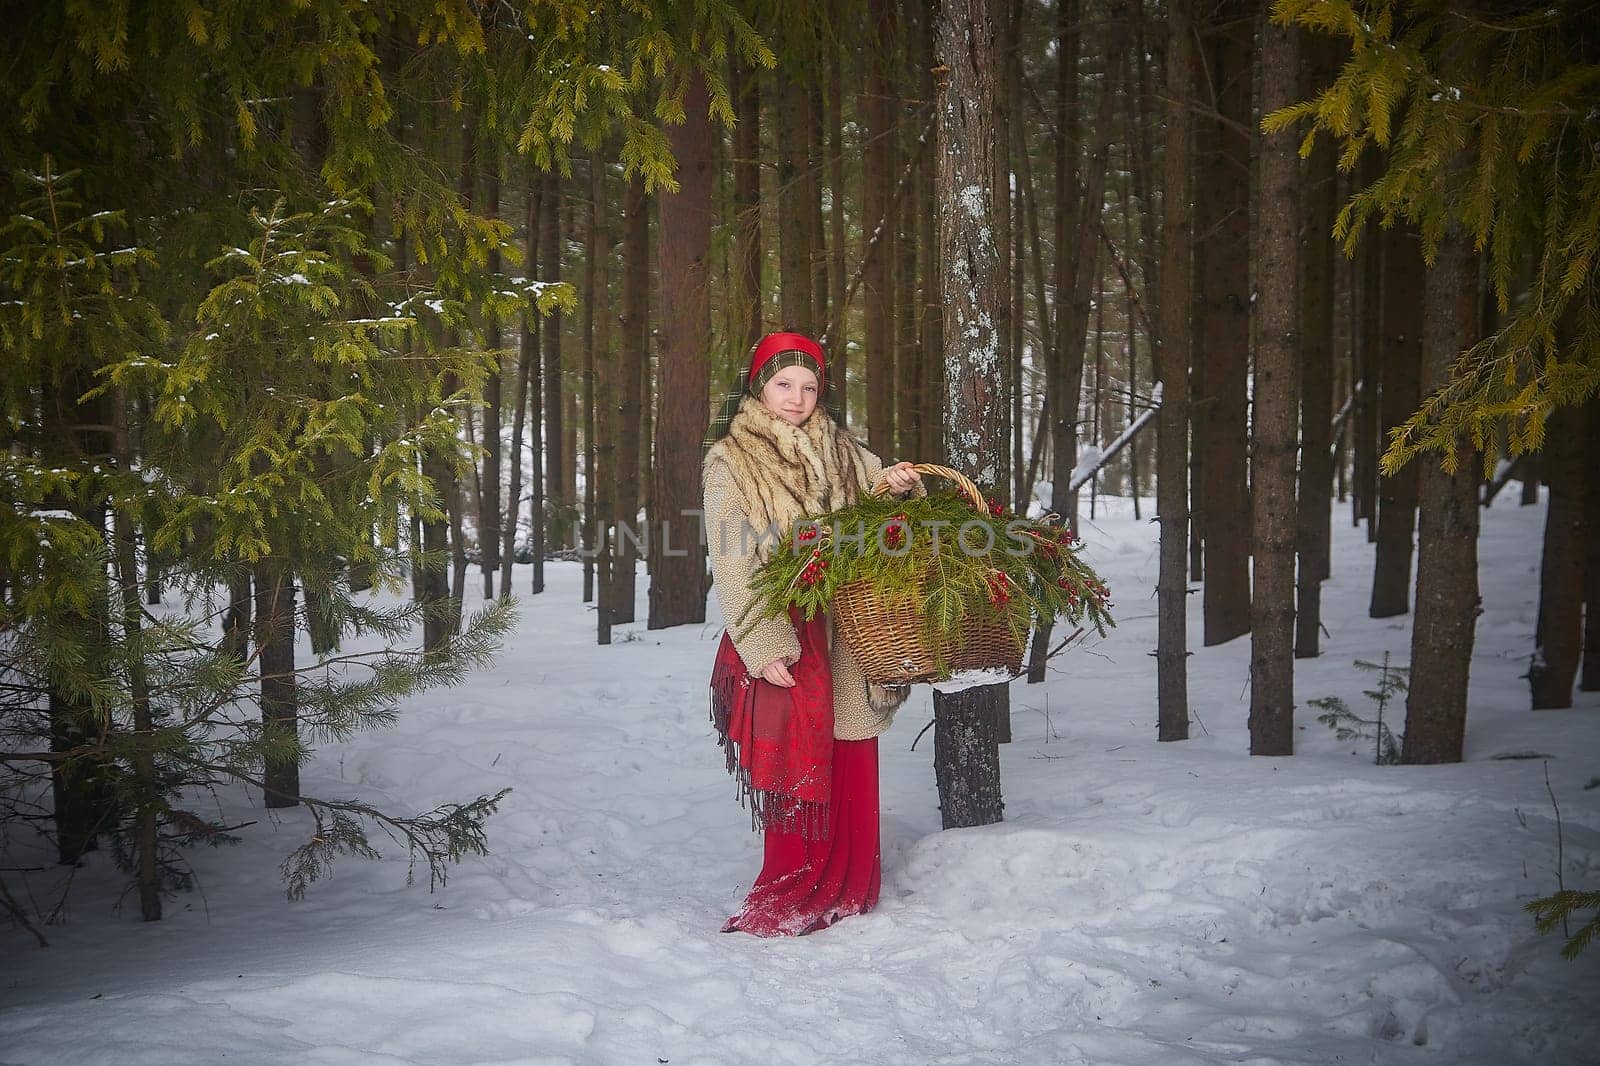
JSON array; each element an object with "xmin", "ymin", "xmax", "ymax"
[{"xmin": 758, "ymin": 365, "xmax": 821, "ymax": 427}]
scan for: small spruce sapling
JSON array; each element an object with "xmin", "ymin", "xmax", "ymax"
[{"xmin": 1308, "ymin": 653, "xmax": 1408, "ymax": 766}]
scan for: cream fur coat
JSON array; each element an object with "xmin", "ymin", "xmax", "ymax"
[{"xmin": 703, "ymin": 395, "xmax": 921, "ymax": 741}]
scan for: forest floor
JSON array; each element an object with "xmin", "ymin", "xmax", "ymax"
[{"xmin": 4, "ymin": 487, "xmax": 1598, "ymax": 1065}]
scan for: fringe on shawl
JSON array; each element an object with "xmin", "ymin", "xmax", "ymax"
[{"xmin": 709, "ymin": 671, "xmax": 831, "ymax": 841}]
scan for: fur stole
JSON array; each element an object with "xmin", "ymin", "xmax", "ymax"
[{"xmin": 704, "ymin": 395, "xmax": 874, "ymax": 563}]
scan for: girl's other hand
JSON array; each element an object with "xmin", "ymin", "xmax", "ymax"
[
  {"xmin": 759, "ymin": 659, "xmax": 798, "ymax": 688},
  {"xmin": 883, "ymin": 461, "xmax": 921, "ymax": 494}
]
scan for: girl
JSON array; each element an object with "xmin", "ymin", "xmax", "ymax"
[{"xmin": 703, "ymin": 331, "xmax": 922, "ymax": 937}]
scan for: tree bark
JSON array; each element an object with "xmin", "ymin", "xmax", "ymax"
[
  {"xmin": 732, "ymin": 56, "xmax": 763, "ymax": 352},
  {"xmin": 864, "ymin": 0, "xmax": 898, "ymax": 455},
  {"xmin": 778, "ymin": 65, "xmax": 814, "ymax": 334},
  {"xmin": 614, "ymin": 176, "xmax": 648, "ymax": 623},
  {"xmin": 1294, "ymin": 32, "xmax": 1340, "ymax": 658},
  {"xmin": 542, "ymin": 177, "xmax": 567, "ymax": 552},
  {"xmin": 1248, "ymin": 8, "xmax": 1298, "ymax": 757},
  {"xmin": 1402, "ymin": 220, "xmax": 1481, "ymax": 761},
  {"xmin": 933, "ymin": 0, "xmax": 1005, "ymax": 830},
  {"xmin": 648, "ymin": 71, "xmax": 712, "ymax": 629},
  {"xmin": 593, "ymin": 153, "xmax": 615, "ymax": 644},
  {"xmin": 254, "ymin": 560, "xmax": 299, "ymax": 808},
  {"xmin": 1582, "ymin": 395, "xmax": 1600, "ymax": 691},
  {"xmin": 1530, "ymin": 394, "xmax": 1588, "ymax": 708},
  {"xmin": 1156, "ymin": 0, "xmax": 1194, "ymax": 743},
  {"xmin": 827, "ymin": 16, "xmax": 849, "ymax": 418},
  {"xmin": 1369, "ymin": 225, "xmax": 1424, "ymax": 618},
  {"xmin": 480, "ymin": 155, "xmax": 502, "ymax": 599},
  {"xmin": 1195, "ymin": 0, "xmax": 1253, "ymax": 647}
]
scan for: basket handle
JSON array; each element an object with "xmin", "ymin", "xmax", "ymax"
[{"xmin": 870, "ymin": 462, "xmax": 986, "ymax": 513}]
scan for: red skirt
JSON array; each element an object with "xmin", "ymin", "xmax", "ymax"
[{"xmin": 723, "ymin": 735, "xmax": 882, "ymax": 936}]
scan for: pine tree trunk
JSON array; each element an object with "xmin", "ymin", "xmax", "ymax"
[
  {"xmin": 222, "ymin": 569, "xmax": 252, "ymax": 665},
  {"xmin": 1370, "ymin": 225, "xmax": 1424, "ymax": 618},
  {"xmin": 593, "ymin": 153, "xmax": 615, "ymax": 645},
  {"xmin": 1249, "ymin": 10, "xmax": 1299, "ymax": 757},
  {"xmin": 1195, "ymin": 1, "xmax": 1253, "ymax": 647},
  {"xmin": 582, "ymin": 162, "xmax": 597, "ymax": 604},
  {"xmin": 43, "ymin": 375, "xmax": 113, "ymax": 864},
  {"xmin": 112, "ymin": 392, "xmax": 161, "ymax": 920},
  {"xmin": 732, "ymin": 57, "xmax": 762, "ymax": 352},
  {"xmin": 1008, "ymin": 0, "xmax": 1026, "ymax": 508},
  {"xmin": 865, "ymin": 0, "xmax": 897, "ymax": 455},
  {"xmin": 254, "ymin": 560, "xmax": 299, "ymax": 808},
  {"xmin": 648, "ymin": 71, "xmax": 712, "ymax": 630},
  {"xmin": 896, "ymin": 7, "xmax": 921, "ymax": 459},
  {"xmin": 525, "ymin": 168, "xmax": 547, "ymax": 596},
  {"xmin": 1156, "ymin": 0, "xmax": 1194, "ymax": 743},
  {"xmin": 542, "ymin": 179, "xmax": 566, "ymax": 553},
  {"xmin": 933, "ymin": 0, "xmax": 1005, "ymax": 831},
  {"xmin": 1402, "ymin": 221, "xmax": 1481, "ymax": 762},
  {"xmin": 501, "ymin": 261, "xmax": 534, "ymax": 602},
  {"xmin": 808, "ymin": 79, "xmax": 829, "ymax": 339},
  {"xmin": 1294, "ymin": 32, "xmax": 1340, "ymax": 659},
  {"xmin": 614, "ymin": 176, "xmax": 648, "ymax": 623},
  {"xmin": 778, "ymin": 66, "xmax": 814, "ymax": 335},
  {"xmin": 827, "ymin": 17, "xmax": 848, "ymax": 419},
  {"xmin": 1582, "ymin": 395, "xmax": 1600, "ymax": 691},
  {"xmin": 917, "ymin": 0, "xmax": 945, "ymax": 465},
  {"xmin": 1531, "ymin": 391, "xmax": 1588, "ymax": 709},
  {"xmin": 1354, "ymin": 153, "xmax": 1383, "ymax": 538},
  {"xmin": 481, "ymin": 159, "xmax": 503, "ymax": 599}
]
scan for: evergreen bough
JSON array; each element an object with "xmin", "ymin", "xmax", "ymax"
[{"xmin": 741, "ymin": 489, "xmax": 1114, "ymax": 678}]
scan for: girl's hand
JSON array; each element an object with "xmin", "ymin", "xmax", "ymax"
[
  {"xmin": 759, "ymin": 658, "xmax": 797, "ymax": 688},
  {"xmin": 883, "ymin": 461, "xmax": 922, "ymax": 494}
]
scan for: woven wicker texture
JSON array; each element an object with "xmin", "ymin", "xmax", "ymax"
[{"xmin": 832, "ymin": 464, "xmax": 1024, "ymax": 685}]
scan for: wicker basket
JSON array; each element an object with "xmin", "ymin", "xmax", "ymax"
[{"xmin": 832, "ymin": 463, "xmax": 1025, "ymax": 685}]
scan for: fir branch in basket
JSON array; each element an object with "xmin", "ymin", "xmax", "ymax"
[{"xmin": 737, "ymin": 489, "xmax": 1115, "ymax": 654}]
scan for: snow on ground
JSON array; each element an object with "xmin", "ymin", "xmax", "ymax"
[{"xmin": 4, "ymin": 488, "xmax": 1599, "ymax": 1065}]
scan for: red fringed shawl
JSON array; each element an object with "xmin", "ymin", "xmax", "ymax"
[{"xmin": 709, "ymin": 607, "xmax": 835, "ymax": 838}]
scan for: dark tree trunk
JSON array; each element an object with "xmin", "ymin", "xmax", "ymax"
[
  {"xmin": 222, "ymin": 569, "xmax": 252, "ymax": 665},
  {"xmin": 614, "ymin": 176, "xmax": 648, "ymax": 623},
  {"xmin": 1353, "ymin": 166, "xmax": 1383, "ymax": 537},
  {"xmin": 732, "ymin": 57, "xmax": 762, "ymax": 352},
  {"xmin": 1195, "ymin": 0, "xmax": 1254, "ymax": 646},
  {"xmin": 1402, "ymin": 221, "xmax": 1481, "ymax": 762},
  {"xmin": 542, "ymin": 177, "xmax": 567, "ymax": 552},
  {"xmin": 254, "ymin": 561, "xmax": 299, "ymax": 808},
  {"xmin": 648, "ymin": 71, "xmax": 712, "ymax": 629},
  {"xmin": 481, "ymin": 156, "xmax": 503, "ymax": 599},
  {"xmin": 1582, "ymin": 396, "xmax": 1600, "ymax": 691},
  {"xmin": 593, "ymin": 153, "xmax": 615, "ymax": 644},
  {"xmin": 1294, "ymin": 32, "xmax": 1340, "ymax": 658},
  {"xmin": 864, "ymin": 0, "xmax": 898, "ymax": 455},
  {"xmin": 112, "ymin": 393, "xmax": 161, "ymax": 919},
  {"xmin": 1249, "ymin": 8, "xmax": 1298, "ymax": 757},
  {"xmin": 933, "ymin": 0, "xmax": 1006, "ymax": 830},
  {"xmin": 502, "ymin": 214, "xmax": 535, "ymax": 602},
  {"xmin": 43, "ymin": 375, "xmax": 114, "ymax": 864},
  {"xmin": 896, "ymin": 6, "xmax": 922, "ymax": 459},
  {"xmin": 1369, "ymin": 225, "xmax": 1424, "ymax": 618},
  {"xmin": 778, "ymin": 65, "xmax": 814, "ymax": 334},
  {"xmin": 1531, "ymin": 398, "xmax": 1588, "ymax": 709},
  {"xmin": 524, "ymin": 168, "xmax": 547, "ymax": 596},
  {"xmin": 582, "ymin": 159, "xmax": 598, "ymax": 605},
  {"xmin": 827, "ymin": 15, "xmax": 848, "ymax": 418},
  {"xmin": 1156, "ymin": 0, "xmax": 1194, "ymax": 743}
]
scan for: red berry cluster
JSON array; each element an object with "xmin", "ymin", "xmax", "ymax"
[
  {"xmin": 883, "ymin": 513, "xmax": 908, "ymax": 549},
  {"xmin": 987, "ymin": 497, "xmax": 1005, "ymax": 518},
  {"xmin": 987, "ymin": 571, "xmax": 1013, "ymax": 608},
  {"xmin": 799, "ymin": 548, "xmax": 829, "ymax": 587},
  {"xmin": 797, "ymin": 524, "xmax": 821, "ymax": 545},
  {"xmin": 1088, "ymin": 578, "xmax": 1111, "ymax": 606}
]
